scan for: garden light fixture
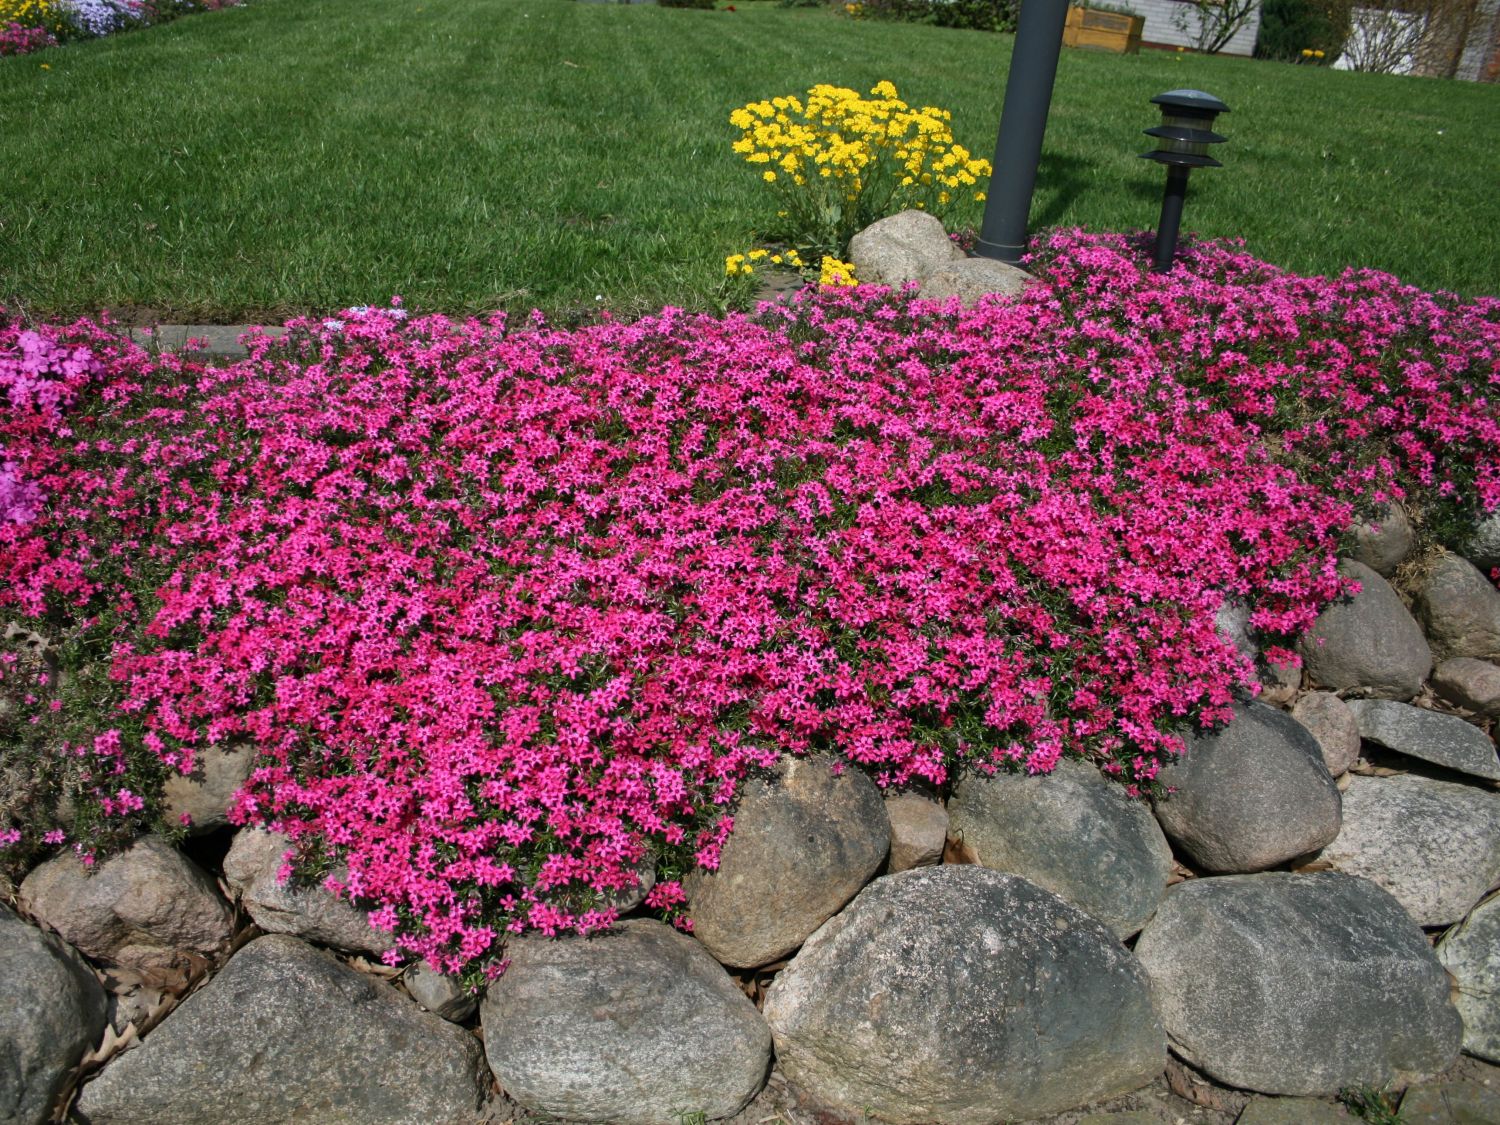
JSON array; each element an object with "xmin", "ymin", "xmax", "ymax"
[{"xmin": 1139, "ymin": 89, "xmax": 1229, "ymax": 273}]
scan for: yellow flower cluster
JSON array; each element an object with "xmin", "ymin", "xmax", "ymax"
[
  {"xmin": 724, "ymin": 247, "xmax": 807, "ymax": 278},
  {"xmin": 729, "ymin": 81, "xmax": 991, "ymax": 252},
  {"xmin": 0, "ymin": 0, "xmax": 59, "ymax": 30},
  {"xmin": 818, "ymin": 256, "xmax": 858, "ymax": 288}
]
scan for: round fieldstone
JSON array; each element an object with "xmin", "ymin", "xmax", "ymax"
[
  {"xmin": 481, "ymin": 919, "xmax": 771, "ymax": 1124},
  {"xmin": 1432, "ymin": 657, "xmax": 1500, "ymax": 719},
  {"xmin": 0, "ymin": 904, "xmax": 107, "ymax": 1125},
  {"xmin": 1436, "ymin": 892, "xmax": 1500, "ymax": 1063},
  {"xmin": 75, "ymin": 934, "xmax": 488, "ymax": 1125},
  {"xmin": 762, "ymin": 866, "xmax": 1165, "ymax": 1125},
  {"xmin": 1152, "ymin": 702, "xmax": 1341, "ymax": 873},
  {"xmin": 1298, "ymin": 559, "xmax": 1432, "ymax": 700},
  {"xmin": 916, "ymin": 257, "xmax": 1030, "ymax": 306},
  {"xmin": 1314, "ymin": 774, "xmax": 1500, "ymax": 926},
  {"xmin": 19, "ymin": 835, "xmax": 231, "ymax": 976},
  {"xmin": 883, "ymin": 791, "xmax": 947, "ymax": 873},
  {"xmin": 848, "ymin": 209, "xmax": 965, "ymax": 288},
  {"xmin": 1457, "ymin": 507, "xmax": 1500, "ymax": 574},
  {"xmin": 1415, "ymin": 553, "xmax": 1500, "ymax": 662},
  {"xmin": 1134, "ymin": 872, "xmax": 1461, "ymax": 1095},
  {"xmin": 685, "ymin": 754, "xmax": 888, "ymax": 969},
  {"xmin": 1291, "ymin": 691, "xmax": 1362, "ymax": 776},
  {"xmin": 1351, "ymin": 503, "xmax": 1414, "ymax": 577},
  {"xmin": 223, "ymin": 828, "xmax": 395, "ymax": 956},
  {"xmin": 949, "ymin": 758, "xmax": 1171, "ymax": 938},
  {"xmin": 403, "ymin": 961, "xmax": 476, "ymax": 1023},
  {"xmin": 162, "ymin": 743, "xmax": 255, "ymax": 835}
]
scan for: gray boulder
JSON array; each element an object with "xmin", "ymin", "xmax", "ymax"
[
  {"xmin": 847, "ymin": 210, "xmax": 965, "ymax": 288},
  {"xmin": 949, "ymin": 758, "xmax": 1171, "ymax": 937},
  {"xmin": 162, "ymin": 743, "xmax": 255, "ymax": 835},
  {"xmin": 1400, "ymin": 1078, "xmax": 1500, "ymax": 1123},
  {"xmin": 0, "ymin": 904, "xmax": 107, "ymax": 1125},
  {"xmin": 481, "ymin": 919, "xmax": 771, "ymax": 1124},
  {"xmin": 403, "ymin": 961, "xmax": 476, "ymax": 1022},
  {"xmin": 223, "ymin": 828, "xmax": 395, "ymax": 956},
  {"xmin": 1436, "ymin": 892, "xmax": 1500, "ymax": 1063},
  {"xmin": 1152, "ymin": 702, "xmax": 1341, "ymax": 873},
  {"xmin": 1415, "ymin": 553, "xmax": 1500, "ymax": 661},
  {"xmin": 916, "ymin": 257, "xmax": 1030, "ymax": 306},
  {"xmin": 685, "ymin": 755, "xmax": 888, "ymax": 968},
  {"xmin": 1347, "ymin": 698, "xmax": 1500, "ymax": 781},
  {"xmin": 1298, "ymin": 560, "xmax": 1433, "ymax": 700},
  {"xmin": 1432, "ymin": 657, "xmax": 1500, "ymax": 718},
  {"xmin": 1133, "ymin": 872, "xmax": 1461, "ymax": 1095},
  {"xmin": 75, "ymin": 934, "xmax": 487, "ymax": 1125},
  {"xmin": 1315, "ymin": 774, "xmax": 1500, "ymax": 926},
  {"xmin": 1457, "ymin": 507, "xmax": 1500, "ymax": 573},
  {"xmin": 1213, "ymin": 600, "xmax": 1299, "ymax": 704},
  {"xmin": 18, "ymin": 836, "xmax": 231, "ymax": 976},
  {"xmin": 1290, "ymin": 691, "xmax": 1362, "ymax": 776},
  {"xmin": 883, "ymin": 791, "xmax": 947, "ymax": 873},
  {"xmin": 1351, "ymin": 504, "xmax": 1414, "ymax": 577},
  {"xmin": 762, "ymin": 866, "xmax": 1165, "ymax": 1124}
]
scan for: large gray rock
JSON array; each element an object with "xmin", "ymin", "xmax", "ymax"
[
  {"xmin": 1436, "ymin": 892, "xmax": 1500, "ymax": 1063},
  {"xmin": 949, "ymin": 758, "xmax": 1171, "ymax": 937},
  {"xmin": 162, "ymin": 743, "xmax": 255, "ymax": 835},
  {"xmin": 0, "ymin": 904, "xmax": 107, "ymax": 1125},
  {"xmin": 1237, "ymin": 1098, "xmax": 1355, "ymax": 1124},
  {"xmin": 1415, "ymin": 553, "xmax": 1500, "ymax": 661},
  {"xmin": 75, "ymin": 934, "xmax": 487, "ymax": 1125},
  {"xmin": 685, "ymin": 755, "xmax": 888, "ymax": 968},
  {"xmin": 1298, "ymin": 559, "xmax": 1433, "ymax": 700},
  {"xmin": 1432, "ymin": 657, "xmax": 1500, "ymax": 719},
  {"xmin": 1347, "ymin": 698, "xmax": 1500, "ymax": 780},
  {"xmin": 1134, "ymin": 872, "xmax": 1461, "ymax": 1095},
  {"xmin": 883, "ymin": 791, "xmax": 947, "ymax": 873},
  {"xmin": 481, "ymin": 919, "xmax": 771, "ymax": 1124},
  {"xmin": 916, "ymin": 257, "xmax": 1030, "ymax": 306},
  {"xmin": 847, "ymin": 209, "xmax": 965, "ymax": 288},
  {"xmin": 762, "ymin": 866, "xmax": 1165, "ymax": 1124},
  {"xmin": 1152, "ymin": 702, "xmax": 1341, "ymax": 873},
  {"xmin": 1351, "ymin": 504, "xmax": 1415, "ymax": 577},
  {"xmin": 1291, "ymin": 691, "xmax": 1362, "ymax": 776},
  {"xmin": 223, "ymin": 828, "xmax": 395, "ymax": 956},
  {"xmin": 1314, "ymin": 774, "xmax": 1500, "ymax": 926},
  {"xmin": 18, "ymin": 836, "xmax": 231, "ymax": 976}
]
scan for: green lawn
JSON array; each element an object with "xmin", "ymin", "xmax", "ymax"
[{"xmin": 2, "ymin": 0, "xmax": 1498, "ymax": 322}]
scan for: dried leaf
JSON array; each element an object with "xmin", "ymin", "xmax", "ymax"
[{"xmin": 943, "ymin": 835, "xmax": 977, "ymax": 865}]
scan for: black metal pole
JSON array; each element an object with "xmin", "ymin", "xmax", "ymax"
[
  {"xmin": 1152, "ymin": 166, "xmax": 1190, "ymax": 272},
  {"xmin": 974, "ymin": 0, "xmax": 1070, "ymax": 266}
]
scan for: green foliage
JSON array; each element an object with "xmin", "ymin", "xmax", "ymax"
[
  {"xmin": 860, "ymin": 0, "xmax": 1018, "ymax": 33},
  {"xmin": 1255, "ymin": 0, "xmax": 1352, "ymax": 61},
  {"xmin": 1339, "ymin": 1085, "xmax": 1404, "ymax": 1124}
]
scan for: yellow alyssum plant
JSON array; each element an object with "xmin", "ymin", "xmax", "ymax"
[
  {"xmin": 723, "ymin": 247, "xmax": 858, "ymax": 292},
  {"xmin": 0, "ymin": 0, "xmax": 59, "ymax": 30},
  {"xmin": 729, "ymin": 80, "xmax": 991, "ymax": 254}
]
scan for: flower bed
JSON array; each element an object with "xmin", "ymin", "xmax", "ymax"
[
  {"xmin": 2, "ymin": 230, "xmax": 1498, "ymax": 983},
  {"xmin": 0, "ymin": 0, "xmax": 240, "ymax": 56}
]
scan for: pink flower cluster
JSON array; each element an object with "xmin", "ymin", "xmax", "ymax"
[{"xmin": 2, "ymin": 232, "xmax": 1496, "ymax": 980}]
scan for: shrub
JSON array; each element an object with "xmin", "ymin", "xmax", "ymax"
[
  {"xmin": 1255, "ymin": 0, "xmax": 1352, "ymax": 61},
  {"xmin": 859, "ymin": 0, "xmax": 1018, "ymax": 33},
  {"xmin": 729, "ymin": 81, "xmax": 991, "ymax": 256},
  {"xmin": 2, "ymin": 234, "xmax": 1497, "ymax": 981}
]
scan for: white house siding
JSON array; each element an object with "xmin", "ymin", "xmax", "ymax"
[
  {"xmin": 1133, "ymin": 0, "xmax": 1264, "ymax": 56},
  {"xmin": 1456, "ymin": 0, "xmax": 1500, "ymax": 79}
]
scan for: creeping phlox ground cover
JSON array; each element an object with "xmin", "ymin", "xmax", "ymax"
[
  {"xmin": 730, "ymin": 81, "xmax": 991, "ymax": 258},
  {"xmin": 3, "ymin": 231, "xmax": 1499, "ymax": 984}
]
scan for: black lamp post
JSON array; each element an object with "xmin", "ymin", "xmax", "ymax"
[
  {"xmin": 974, "ymin": 0, "xmax": 1070, "ymax": 267},
  {"xmin": 1139, "ymin": 89, "xmax": 1229, "ymax": 273}
]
